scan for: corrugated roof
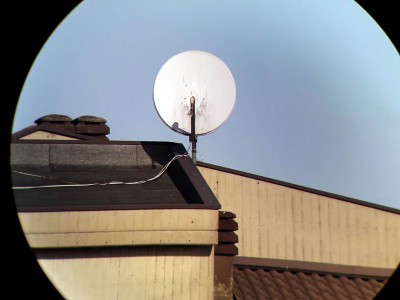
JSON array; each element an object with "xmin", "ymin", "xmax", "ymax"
[{"xmin": 233, "ymin": 267, "xmax": 386, "ymax": 300}]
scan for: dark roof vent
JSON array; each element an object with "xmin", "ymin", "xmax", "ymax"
[
  {"xmin": 34, "ymin": 114, "xmax": 75, "ymax": 132},
  {"xmin": 72, "ymin": 115, "xmax": 110, "ymax": 140}
]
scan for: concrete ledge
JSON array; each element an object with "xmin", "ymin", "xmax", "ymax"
[{"xmin": 11, "ymin": 143, "xmax": 169, "ymax": 169}]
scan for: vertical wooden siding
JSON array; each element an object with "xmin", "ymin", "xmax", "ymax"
[
  {"xmin": 37, "ymin": 246, "xmax": 214, "ymax": 300},
  {"xmin": 199, "ymin": 166, "xmax": 400, "ymax": 269}
]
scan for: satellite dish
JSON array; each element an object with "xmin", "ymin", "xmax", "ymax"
[{"xmin": 153, "ymin": 50, "xmax": 236, "ymax": 162}]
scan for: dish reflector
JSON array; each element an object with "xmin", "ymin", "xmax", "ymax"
[{"xmin": 153, "ymin": 50, "xmax": 236, "ymax": 136}]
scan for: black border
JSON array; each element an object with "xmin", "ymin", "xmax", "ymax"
[
  {"xmin": 5, "ymin": 2, "xmax": 82, "ymax": 299},
  {"xmin": 4, "ymin": 2, "xmax": 398, "ymax": 298}
]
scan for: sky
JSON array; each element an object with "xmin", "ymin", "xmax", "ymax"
[{"xmin": 12, "ymin": 0, "xmax": 400, "ymax": 209}]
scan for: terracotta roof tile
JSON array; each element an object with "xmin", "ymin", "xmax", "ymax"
[{"xmin": 233, "ymin": 267, "xmax": 386, "ymax": 300}]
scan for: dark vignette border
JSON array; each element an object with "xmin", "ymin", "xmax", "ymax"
[{"xmin": 4, "ymin": 2, "xmax": 398, "ymax": 298}]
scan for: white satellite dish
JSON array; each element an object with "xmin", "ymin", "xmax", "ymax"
[{"xmin": 153, "ymin": 50, "xmax": 236, "ymax": 162}]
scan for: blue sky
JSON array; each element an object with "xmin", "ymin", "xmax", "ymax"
[{"xmin": 13, "ymin": 0, "xmax": 400, "ymax": 209}]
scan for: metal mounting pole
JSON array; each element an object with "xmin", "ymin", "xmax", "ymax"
[{"xmin": 189, "ymin": 96, "xmax": 197, "ymax": 164}]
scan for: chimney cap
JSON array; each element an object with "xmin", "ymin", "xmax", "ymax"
[
  {"xmin": 35, "ymin": 114, "xmax": 72, "ymax": 124},
  {"xmin": 72, "ymin": 115, "xmax": 107, "ymax": 124}
]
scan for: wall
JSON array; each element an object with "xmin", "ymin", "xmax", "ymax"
[
  {"xmin": 19, "ymin": 209, "xmax": 218, "ymax": 299},
  {"xmin": 199, "ymin": 166, "xmax": 400, "ymax": 269},
  {"xmin": 20, "ymin": 130, "xmax": 79, "ymax": 140},
  {"xmin": 36, "ymin": 246, "xmax": 213, "ymax": 300}
]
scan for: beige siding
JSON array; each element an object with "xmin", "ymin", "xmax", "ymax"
[
  {"xmin": 199, "ymin": 166, "xmax": 400, "ymax": 269},
  {"xmin": 19, "ymin": 209, "xmax": 218, "ymax": 248},
  {"xmin": 19, "ymin": 209, "xmax": 218, "ymax": 299},
  {"xmin": 20, "ymin": 130, "xmax": 79, "ymax": 140},
  {"xmin": 38, "ymin": 246, "xmax": 214, "ymax": 300}
]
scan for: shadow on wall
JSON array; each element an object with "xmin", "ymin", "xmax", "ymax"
[
  {"xmin": 34, "ymin": 245, "xmax": 213, "ymax": 260},
  {"xmin": 141, "ymin": 142, "xmax": 204, "ymax": 205}
]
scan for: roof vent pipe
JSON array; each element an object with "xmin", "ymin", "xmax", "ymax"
[{"xmin": 34, "ymin": 114, "xmax": 75, "ymax": 132}]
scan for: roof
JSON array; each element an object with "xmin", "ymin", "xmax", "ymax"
[
  {"xmin": 233, "ymin": 268, "xmax": 384, "ymax": 299},
  {"xmin": 11, "ymin": 140, "xmax": 220, "ymax": 212},
  {"xmin": 14, "ymin": 115, "xmax": 398, "ymax": 214},
  {"xmin": 233, "ymin": 257, "xmax": 393, "ymax": 300}
]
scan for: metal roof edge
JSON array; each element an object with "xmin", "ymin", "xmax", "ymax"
[
  {"xmin": 11, "ymin": 138, "xmax": 182, "ymax": 146},
  {"xmin": 233, "ymin": 256, "xmax": 395, "ymax": 280},
  {"xmin": 197, "ymin": 161, "xmax": 400, "ymax": 215},
  {"xmin": 17, "ymin": 204, "xmax": 220, "ymax": 213}
]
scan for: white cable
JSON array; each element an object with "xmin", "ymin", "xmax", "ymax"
[
  {"xmin": 197, "ymin": 150, "xmax": 204, "ymax": 162},
  {"xmin": 12, "ymin": 153, "xmax": 188, "ymax": 190},
  {"xmin": 12, "ymin": 170, "xmax": 78, "ymax": 185}
]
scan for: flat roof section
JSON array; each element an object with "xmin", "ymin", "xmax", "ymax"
[{"xmin": 11, "ymin": 141, "xmax": 220, "ymax": 212}]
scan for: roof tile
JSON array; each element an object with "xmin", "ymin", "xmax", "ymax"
[{"xmin": 234, "ymin": 267, "xmax": 386, "ymax": 300}]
